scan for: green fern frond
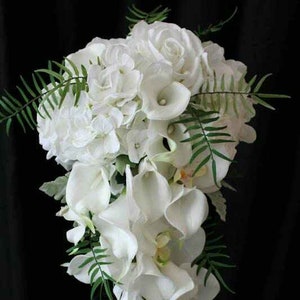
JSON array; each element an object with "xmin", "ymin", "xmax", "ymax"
[
  {"xmin": 67, "ymin": 230, "xmax": 116, "ymax": 300},
  {"xmin": 193, "ymin": 73, "xmax": 290, "ymax": 117},
  {"xmin": 195, "ymin": 7, "xmax": 238, "ymax": 39},
  {"xmin": 0, "ymin": 59, "xmax": 88, "ymax": 134},
  {"xmin": 192, "ymin": 217, "xmax": 236, "ymax": 294},
  {"xmin": 176, "ymin": 106, "xmax": 235, "ymax": 187},
  {"xmin": 126, "ymin": 4, "xmax": 170, "ymax": 30}
]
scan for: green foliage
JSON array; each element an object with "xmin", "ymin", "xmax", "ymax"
[
  {"xmin": 0, "ymin": 59, "xmax": 88, "ymax": 134},
  {"xmin": 195, "ymin": 7, "xmax": 238, "ymax": 39},
  {"xmin": 67, "ymin": 230, "xmax": 116, "ymax": 300},
  {"xmin": 192, "ymin": 217, "xmax": 236, "ymax": 294},
  {"xmin": 207, "ymin": 190, "xmax": 227, "ymax": 221},
  {"xmin": 126, "ymin": 4, "xmax": 170, "ymax": 30},
  {"xmin": 194, "ymin": 73, "xmax": 290, "ymax": 117},
  {"xmin": 39, "ymin": 174, "xmax": 69, "ymax": 203},
  {"xmin": 175, "ymin": 106, "xmax": 235, "ymax": 187}
]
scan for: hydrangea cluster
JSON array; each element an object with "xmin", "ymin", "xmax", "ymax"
[{"xmin": 38, "ymin": 21, "xmax": 256, "ymax": 299}]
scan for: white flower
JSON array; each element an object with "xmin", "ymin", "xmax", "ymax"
[
  {"xmin": 88, "ymin": 64, "xmax": 141, "ymax": 108},
  {"xmin": 66, "ymin": 162, "xmax": 110, "ymax": 217},
  {"xmin": 202, "ymin": 42, "xmax": 256, "ymax": 143},
  {"xmin": 179, "ymin": 265, "xmax": 220, "ymax": 300},
  {"xmin": 66, "ymin": 42, "xmax": 106, "ymax": 72},
  {"xmin": 176, "ymin": 143, "xmax": 236, "ymax": 193},
  {"xmin": 147, "ymin": 120, "xmax": 192, "ymax": 168},
  {"xmin": 114, "ymin": 217, "xmax": 207, "ymax": 300},
  {"xmin": 37, "ymin": 91, "xmax": 96, "ymax": 168},
  {"xmin": 130, "ymin": 21, "xmax": 208, "ymax": 95},
  {"xmin": 93, "ymin": 194, "xmax": 138, "ymax": 280},
  {"xmin": 140, "ymin": 62, "xmax": 191, "ymax": 120},
  {"xmin": 126, "ymin": 129, "xmax": 149, "ymax": 163},
  {"xmin": 132, "ymin": 160, "xmax": 172, "ymax": 222},
  {"xmin": 165, "ymin": 184, "xmax": 208, "ymax": 238}
]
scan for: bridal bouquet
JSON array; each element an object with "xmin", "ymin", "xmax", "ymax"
[{"xmin": 0, "ymin": 5, "xmax": 288, "ymax": 300}]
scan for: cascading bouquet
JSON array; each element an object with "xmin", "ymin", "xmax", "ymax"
[{"xmin": 0, "ymin": 5, "xmax": 289, "ymax": 300}]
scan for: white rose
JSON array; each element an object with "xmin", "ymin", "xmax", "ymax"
[{"xmin": 130, "ymin": 21, "xmax": 208, "ymax": 95}]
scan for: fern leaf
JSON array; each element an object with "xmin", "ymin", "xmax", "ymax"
[
  {"xmin": 195, "ymin": 7, "xmax": 238, "ymax": 39},
  {"xmin": 193, "ymin": 217, "xmax": 235, "ymax": 294},
  {"xmin": 178, "ymin": 105, "xmax": 234, "ymax": 186},
  {"xmin": 126, "ymin": 4, "xmax": 170, "ymax": 30}
]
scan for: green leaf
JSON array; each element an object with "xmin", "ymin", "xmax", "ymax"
[
  {"xmin": 115, "ymin": 155, "xmax": 136, "ymax": 176},
  {"xmin": 16, "ymin": 113, "xmax": 26, "ymax": 132},
  {"xmin": 251, "ymin": 95, "xmax": 275, "ymax": 110},
  {"xmin": 191, "ymin": 138, "xmax": 206, "ymax": 150},
  {"xmin": 255, "ymin": 93, "xmax": 290, "ymax": 99},
  {"xmin": 211, "ymin": 159, "xmax": 218, "ymax": 187},
  {"xmin": 35, "ymin": 68, "xmax": 64, "ymax": 82},
  {"xmin": 39, "ymin": 174, "xmax": 69, "ymax": 202},
  {"xmin": 196, "ymin": 7, "xmax": 238, "ymax": 38},
  {"xmin": 210, "ymin": 139, "xmax": 235, "ymax": 144},
  {"xmin": 204, "ymin": 265, "xmax": 213, "ymax": 286},
  {"xmin": 126, "ymin": 4, "xmax": 170, "ymax": 30},
  {"xmin": 193, "ymin": 154, "xmax": 211, "ymax": 176},
  {"xmin": 90, "ymin": 268, "xmax": 99, "ymax": 284},
  {"xmin": 20, "ymin": 76, "xmax": 36, "ymax": 97},
  {"xmin": 90, "ymin": 277, "xmax": 103, "ymax": 300},
  {"xmin": 213, "ymin": 267, "xmax": 236, "ymax": 294},
  {"xmin": 5, "ymin": 118, "xmax": 12, "ymax": 135},
  {"xmin": 207, "ymin": 132, "xmax": 231, "ymax": 137},
  {"xmin": 212, "ymin": 261, "xmax": 236, "ymax": 268},
  {"xmin": 253, "ymin": 73, "xmax": 272, "ymax": 93},
  {"xmin": 247, "ymin": 74, "xmax": 257, "ymax": 89},
  {"xmin": 181, "ymin": 133, "xmax": 203, "ymax": 143},
  {"xmin": 204, "ymin": 125, "xmax": 227, "ymax": 131},
  {"xmin": 200, "ymin": 116, "xmax": 219, "ymax": 124},
  {"xmin": 79, "ymin": 256, "xmax": 94, "ymax": 269},
  {"xmin": 211, "ymin": 149, "xmax": 234, "ymax": 162},
  {"xmin": 190, "ymin": 145, "xmax": 208, "ymax": 163}
]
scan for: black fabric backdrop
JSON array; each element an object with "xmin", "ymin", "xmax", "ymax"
[{"xmin": 0, "ymin": 0, "xmax": 299, "ymax": 299}]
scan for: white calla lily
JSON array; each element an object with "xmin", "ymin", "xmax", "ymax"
[
  {"xmin": 165, "ymin": 184, "xmax": 208, "ymax": 238},
  {"xmin": 147, "ymin": 121, "xmax": 192, "ymax": 168},
  {"xmin": 132, "ymin": 160, "xmax": 172, "ymax": 222},
  {"xmin": 140, "ymin": 63, "xmax": 191, "ymax": 120},
  {"xmin": 93, "ymin": 194, "xmax": 138, "ymax": 280},
  {"xmin": 66, "ymin": 162, "xmax": 110, "ymax": 216}
]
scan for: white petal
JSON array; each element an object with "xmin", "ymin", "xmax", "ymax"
[
  {"xmin": 66, "ymin": 225, "xmax": 86, "ymax": 245},
  {"xmin": 165, "ymin": 185, "xmax": 208, "ymax": 238},
  {"xmin": 239, "ymin": 124, "xmax": 256, "ymax": 143},
  {"xmin": 133, "ymin": 162, "xmax": 172, "ymax": 222},
  {"xmin": 93, "ymin": 195, "xmax": 138, "ymax": 279},
  {"xmin": 140, "ymin": 63, "xmax": 191, "ymax": 120},
  {"xmin": 160, "ymin": 262, "xmax": 195, "ymax": 300},
  {"xmin": 125, "ymin": 165, "xmax": 141, "ymax": 222},
  {"xmin": 67, "ymin": 253, "xmax": 94, "ymax": 284},
  {"xmin": 179, "ymin": 265, "xmax": 220, "ymax": 300},
  {"xmin": 66, "ymin": 162, "xmax": 110, "ymax": 215},
  {"xmin": 171, "ymin": 227, "xmax": 206, "ymax": 265},
  {"xmin": 148, "ymin": 82, "xmax": 191, "ymax": 120}
]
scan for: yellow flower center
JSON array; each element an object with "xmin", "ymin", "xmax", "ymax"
[{"xmin": 154, "ymin": 232, "xmax": 171, "ymax": 266}]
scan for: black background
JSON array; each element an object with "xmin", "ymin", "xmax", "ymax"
[{"xmin": 1, "ymin": 0, "xmax": 299, "ymax": 299}]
